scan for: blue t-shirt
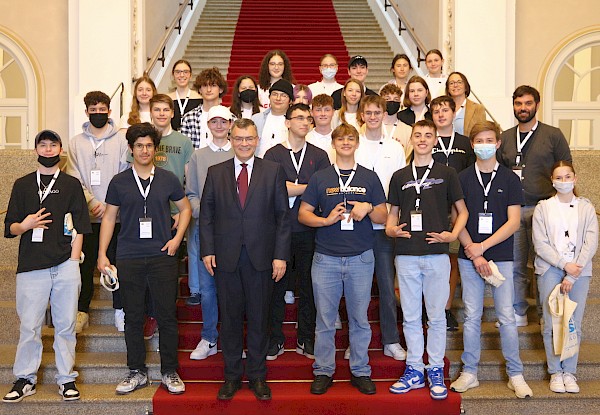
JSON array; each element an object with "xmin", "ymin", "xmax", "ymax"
[
  {"xmin": 458, "ymin": 164, "xmax": 523, "ymax": 261},
  {"xmin": 105, "ymin": 167, "xmax": 185, "ymax": 259},
  {"xmin": 302, "ymin": 164, "xmax": 386, "ymax": 257}
]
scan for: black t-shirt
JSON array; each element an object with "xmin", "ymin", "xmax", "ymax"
[
  {"xmin": 302, "ymin": 164, "xmax": 386, "ymax": 257},
  {"xmin": 5, "ymin": 170, "xmax": 92, "ymax": 273},
  {"xmin": 458, "ymin": 164, "xmax": 523, "ymax": 261},
  {"xmin": 105, "ymin": 167, "xmax": 185, "ymax": 259},
  {"xmin": 432, "ymin": 133, "xmax": 475, "ymax": 173},
  {"xmin": 172, "ymin": 98, "xmax": 202, "ymax": 131},
  {"xmin": 388, "ymin": 162, "xmax": 464, "ymax": 256},
  {"xmin": 264, "ymin": 142, "xmax": 330, "ymax": 232}
]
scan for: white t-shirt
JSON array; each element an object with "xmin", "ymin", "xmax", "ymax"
[
  {"xmin": 424, "ymin": 74, "xmax": 448, "ymax": 99},
  {"xmin": 306, "ymin": 128, "xmax": 335, "ymax": 164},
  {"xmin": 256, "ymin": 113, "xmax": 287, "ymax": 157},
  {"xmin": 308, "ymin": 81, "xmax": 343, "ymax": 97},
  {"xmin": 332, "ymin": 110, "xmax": 359, "ymax": 131}
]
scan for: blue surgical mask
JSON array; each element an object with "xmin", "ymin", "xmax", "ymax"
[
  {"xmin": 553, "ymin": 180, "xmax": 575, "ymax": 194},
  {"xmin": 473, "ymin": 143, "xmax": 497, "ymax": 160},
  {"xmin": 321, "ymin": 67, "xmax": 337, "ymax": 80}
]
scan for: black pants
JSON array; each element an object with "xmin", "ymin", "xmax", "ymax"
[
  {"xmin": 269, "ymin": 230, "xmax": 315, "ymax": 344},
  {"xmin": 79, "ymin": 223, "xmax": 122, "ymax": 312},
  {"xmin": 117, "ymin": 255, "xmax": 179, "ymax": 375},
  {"xmin": 215, "ymin": 246, "xmax": 273, "ymax": 381}
]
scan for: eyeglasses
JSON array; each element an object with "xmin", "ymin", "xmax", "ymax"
[
  {"xmin": 231, "ymin": 136, "xmax": 257, "ymax": 144},
  {"xmin": 269, "ymin": 62, "xmax": 285, "ymax": 67},
  {"xmin": 173, "ymin": 70, "xmax": 191, "ymax": 75},
  {"xmin": 288, "ymin": 116, "xmax": 314, "ymax": 123},
  {"xmin": 270, "ymin": 92, "xmax": 289, "ymax": 99},
  {"xmin": 133, "ymin": 143, "xmax": 155, "ymax": 151},
  {"xmin": 363, "ymin": 111, "xmax": 383, "ymax": 117},
  {"xmin": 320, "ymin": 64, "xmax": 338, "ymax": 69},
  {"xmin": 448, "ymin": 80, "xmax": 464, "ymax": 87}
]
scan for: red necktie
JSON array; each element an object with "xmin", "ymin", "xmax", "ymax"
[{"xmin": 237, "ymin": 163, "xmax": 248, "ymax": 208}]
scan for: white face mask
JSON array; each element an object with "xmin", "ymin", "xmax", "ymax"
[
  {"xmin": 553, "ymin": 180, "xmax": 575, "ymax": 194},
  {"xmin": 321, "ymin": 67, "xmax": 337, "ymax": 80}
]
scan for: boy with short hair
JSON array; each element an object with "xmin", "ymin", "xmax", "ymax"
[
  {"xmin": 4, "ymin": 130, "xmax": 91, "ymax": 402},
  {"xmin": 386, "ymin": 120, "xmax": 468, "ymax": 400},
  {"xmin": 66, "ymin": 91, "xmax": 129, "ymax": 333},
  {"xmin": 306, "ymin": 94, "xmax": 335, "ymax": 163},
  {"xmin": 380, "ymin": 84, "xmax": 412, "ymax": 161}
]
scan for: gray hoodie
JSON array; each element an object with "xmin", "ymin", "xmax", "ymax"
[{"xmin": 66, "ymin": 119, "xmax": 130, "ymax": 223}]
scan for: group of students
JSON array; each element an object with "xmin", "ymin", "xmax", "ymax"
[{"xmin": 2, "ymin": 48, "xmax": 597, "ymax": 405}]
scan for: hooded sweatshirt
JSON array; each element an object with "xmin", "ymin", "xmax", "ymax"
[{"xmin": 66, "ymin": 119, "xmax": 130, "ymax": 222}]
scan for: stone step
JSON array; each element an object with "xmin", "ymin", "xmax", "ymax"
[{"xmin": 460, "ymin": 379, "xmax": 600, "ymax": 414}]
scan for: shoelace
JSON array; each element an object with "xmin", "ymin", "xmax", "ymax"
[
  {"xmin": 12, "ymin": 378, "xmax": 31, "ymax": 390},
  {"xmin": 166, "ymin": 374, "xmax": 181, "ymax": 384},
  {"xmin": 429, "ymin": 369, "xmax": 444, "ymax": 385},
  {"xmin": 124, "ymin": 371, "xmax": 142, "ymax": 384}
]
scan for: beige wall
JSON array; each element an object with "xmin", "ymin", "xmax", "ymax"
[
  {"xmin": 515, "ymin": 0, "xmax": 599, "ymax": 92},
  {"xmin": 396, "ymin": 0, "xmax": 441, "ymax": 54},
  {"xmin": 0, "ymin": 0, "xmax": 68, "ymax": 139},
  {"xmin": 145, "ymin": 0, "xmax": 184, "ymax": 68}
]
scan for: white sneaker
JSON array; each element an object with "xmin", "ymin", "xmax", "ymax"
[
  {"xmin": 563, "ymin": 372, "xmax": 580, "ymax": 393},
  {"xmin": 190, "ymin": 338, "xmax": 217, "ymax": 360},
  {"xmin": 162, "ymin": 372, "xmax": 185, "ymax": 395},
  {"xmin": 507, "ymin": 374, "xmax": 533, "ymax": 398},
  {"xmin": 344, "ymin": 346, "xmax": 350, "ymax": 360},
  {"xmin": 335, "ymin": 313, "xmax": 342, "ymax": 330},
  {"xmin": 549, "ymin": 372, "xmax": 566, "ymax": 393},
  {"xmin": 450, "ymin": 372, "xmax": 479, "ymax": 393},
  {"xmin": 115, "ymin": 309, "xmax": 125, "ymax": 332},
  {"xmin": 495, "ymin": 312, "xmax": 528, "ymax": 328},
  {"xmin": 75, "ymin": 311, "xmax": 89, "ymax": 334},
  {"xmin": 383, "ymin": 343, "xmax": 407, "ymax": 361},
  {"xmin": 116, "ymin": 370, "xmax": 148, "ymax": 395},
  {"xmin": 284, "ymin": 290, "xmax": 295, "ymax": 304}
]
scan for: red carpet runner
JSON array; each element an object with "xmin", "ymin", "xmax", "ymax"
[{"xmin": 223, "ymin": 0, "xmax": 350, "ymax": 105}]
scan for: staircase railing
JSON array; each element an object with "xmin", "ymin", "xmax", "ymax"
[
  {"xmin": 110, "ymin": 82, "xmax": 125, "ymax": 118},
  {"xmin": 145, "ymin": 0, "xmax": 197, "ymax": 79},
  {"xmin": 375, "ymin": 0, "xmax": 500, "ymax": 127}
]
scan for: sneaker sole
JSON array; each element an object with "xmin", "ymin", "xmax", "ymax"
[
  {"xmin": 266, "ymin": 348, "xmax": 284, "ymax": 361},
  {"xmin": 162, "ymin": 383, "xmax": 185, "ymax": 395},
  {"xmin": 430, "ymin": 388, "xmax": 449, "ymax": 400},
  {"xmin": 310, "ymin": 379, "xmax": 333, "ymax": 395},
  {"xmin": 350, "ymin": 380, "xmax": 376, "ymax": 395},
  {"xmin": 61, "ymin": 393, "xmax": 81, "ymax": 401},
  {"xmin": 2, "ymin": 388, "xmax": 36, "ymax": 403},
  {"xmin": 550, "ymin": 385, "xmax": 566, "ymax": 393},
  {"xmin": 296, "ymin": 347, "xmax": 315, "ymax": 359},
  {"xmin": 190, "ymin": 347, "xmax": 218, "ymax": 361},
  {"xmin": 450, "ymin": 380, "xmax": 479, "ymax": 393},
  {"xmin": 383, "ymin": 349, "xmax": 407, "ymax": 361},
  {"xmin": 116, "ymin": 381, "xmax": 149, "ymax": 395},
  {"xmin": 507, "ymin": 382, "xmax": 532, "ymax": 399},
  {"xmin": 389, "ymin": 382, "xmax": 425, "ymax": 394}
]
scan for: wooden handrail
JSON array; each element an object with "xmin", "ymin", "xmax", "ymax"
[{"xmin": 146, "ymin": 0, "xmax": 194, "ymax": 75}]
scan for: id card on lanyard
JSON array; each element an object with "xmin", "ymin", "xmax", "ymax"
[
  {"xmin": 437, "ymin": 131, "xmax": 455, "ymax": 166},
  {"xmin": 475, "ymin": 162, "xmax": 498, "ymax": 235},
  {"xmin": 410, "ymin": 160, "xmax": 433, "ymax": 232},
  {"xmin": 513, "ymin": 122, "xmax": 537, "ymax": 180},
  {"xmin": 89, "ymin": 137, "xmax": 105, "ymax": 185},
  {"xmin": 334, "ymin": 164, "xmax": 356, "ymax": 231},
  {"xmin": 287, "ymin": 141, "xmax": 307, "ymax": 208},
  {"xmin": 132, "ymin": 166, "xmax": 155, "ymax": 239},
  {"xmin": 33, "ymin": 169, "xmax": 60, "ymax": 242}
]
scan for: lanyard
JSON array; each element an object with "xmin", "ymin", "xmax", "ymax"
[
  {"xmin": 89, "ymin": 137, "xmax": 105, "ymax": 168},
  {"xmin": 554, "ymin": 195, "xmax": 578, "ymax": 241},
  {"xmin": 515, "ymin": 121, "xmax": 538, "ymax": 165},
  {"xmin": 36, "ymin": 169, "xmax": 60, "ymax": 205},
  {"xmin": 411, "ymin": 159, "xmax": 434, "ymax": 211},
  {"xmin": 176, "ymin": 89, "xmax": 190, "ymax": 121},
  {"xmin": 334, "ymin": 163, "xmax": 357, "ymax": 205},
  {"xmin": 286, "ymin": 141, "xmax": 307, "ymax": 183},
  {"xmin": 385, "ymin": 123, "xmax": 397, "ymax": 141},
  {"xmin": 132, "ymin": 166, "xmax": 155, "ymax": 217},
  {"xmin": 437, "ymin": 131, "xmax": 455, "ymax": 165},
  {"xmin": 475, "ymin": 162, "xmax": 499, "ymax": 212}
]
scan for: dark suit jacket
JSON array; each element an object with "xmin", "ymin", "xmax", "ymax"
[{"xmin": 200, "ymin": 157, "xmax": 291, "ymax": 273}]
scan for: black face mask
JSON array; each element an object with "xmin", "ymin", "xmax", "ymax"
[
  {"xmin": 239, "ymin": 89, "xmax": 258, "ymax": 104},
  {"xmin": 38, "ymin": 154, "xmax": 61, "ymax": 168},
  {"xmin": 386, "ymin": 101, "xmax": 401, "ymax": 115},
  {"xmin": 89, "ymin": 113, "xmax": 109, "ymax": 129}
]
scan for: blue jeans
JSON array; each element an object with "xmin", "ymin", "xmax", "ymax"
[
  {"xmin": 312, "ymin": 250, "xmax": 374, "ymax": 377},
  {"xmin": 14, "ymin": 258, "xmax": 81, "ymax": 385},
  {"xmin": 395, "ymin": 254, "xmax": 449, "ymax": 371},
  {"xmin": 537, "ymin": 267, "xmax": 590, "ymax": 375},
  {"xmin": 513, "ymin": 205, "xmax": 535, "ymax": 316},
  {"xmin": 373, "ymin": 230, "xmax": 400, "ymax": 345},
  {"xmin": 458, "ymin": 259, "xmax": 524, "ymax": 377},
  {"xmin": 188, "ymin": 219, "xmax": 218, "ymax": 343}
]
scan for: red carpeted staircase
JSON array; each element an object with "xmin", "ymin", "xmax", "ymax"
[{"xmin": 223, "ymin": 0, "xmax": 351, "ymax": 105}]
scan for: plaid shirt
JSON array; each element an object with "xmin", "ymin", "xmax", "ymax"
[{"xmin": 180, "ymin": 106, "xmax": 213, "ymax": 149}]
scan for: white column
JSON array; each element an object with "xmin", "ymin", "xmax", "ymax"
[
  {"xmin": 68, "ymin": 0, "xmax": 138, "ymax": 142},
  {"xmin": 452, "ymin": 0, "xmax": 516, "ymax": 130}
]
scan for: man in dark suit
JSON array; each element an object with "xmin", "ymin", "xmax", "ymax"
[{"xmin": 200, "ymin": 118, "xmax": 291, "ymax": 401}]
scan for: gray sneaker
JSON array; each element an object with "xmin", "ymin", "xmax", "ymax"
[
  {"xmin": 115, "ymin": 370, "xmax": 148, "ymax": 395},
  {"xmin": 162, "ymin": 372, "xmax": 185, "ymax": 395}
]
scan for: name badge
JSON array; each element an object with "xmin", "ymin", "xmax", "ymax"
[
  {"xmin": 341, "ymin": 212, "xmax": 354, "ymax": 231},
  {"xmin": 139, "ymin": 217, "xmax": 153, "ymax": 239},
  {"xmin": 478, "ymin": 213, "xmax": 493, "ymax": 235},
  {"xmin": 410, "ymin": 210, "xmax": 423, "ymax": 232},
  {"xmin": 512, "ymin": 166, "xmax": 523, "ymax": 180},
  {"xmin": 562, "ymin": 250, "xmax": 575, "ymax": 262},
  {"xmin": 90, "ymin": 169, "xmax": 101, "ymax": 186},
  {"xmin": 32, "ymin": 228, "xmax": 44, "ymax": 242},
  {"xmin": 288, "ymin": 196, "xmax": 297, "ymax": 209}
]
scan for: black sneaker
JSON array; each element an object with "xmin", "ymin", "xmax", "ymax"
[
  {"xmin": 350, "ymin": 375, "xmax": 377, "ymax": 395},
  {"xmin": 266, "ymin": 343, "xmax": 284, "ymax": 361},
  {"xmin": 446, "ymin": 309, "xmax": 458, "ymax": 331},
  {"xmin": 296, "ymin": 339, "xmax": 315, "ymax": 359},
  {"xmin": 310, "ymin": 375, "xmax": 333, "ymax": 395},
  {"xmin": 59, "ymin": 381, "xmax": 80, "ymax": 401},
  {"xmin": 3, "ymin": 378, "xmax": 36, "ymax": 403}
]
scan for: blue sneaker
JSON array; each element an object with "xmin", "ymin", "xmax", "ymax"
[
  {"xmin": 389, "ymin": 365, "xmax": 425, "ymax": 394},
  {"xmin": 427, "ymin": 367, "xmax": 448, "ymax": 400}
]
